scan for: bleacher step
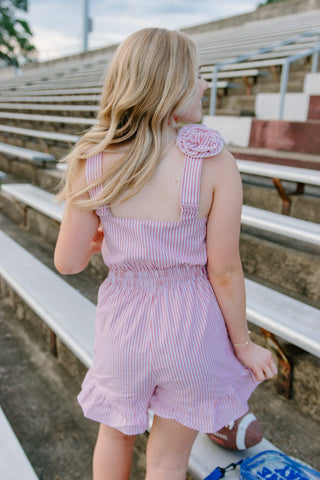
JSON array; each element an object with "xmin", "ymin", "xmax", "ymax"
[
  {"xmin": 0, "ymin": 407, "xmax": 39, "ymax": 480},
  {"xmin": 189, "ymin": 434, "xmax": 277, "ymax": 479},
  {"xmin": 2, "ymin": 303, "xmax": 320, "ymax": 479},
  {"xmin": 0, "ymin": 229, "xmax": 95, "ymax": 368},
  {"xmin": 249, "ymin": 119, "xmax": 320, "ymax": 155},
  {"xmin": 1, "ymin": 181, "xmax": 319, "ymax": 306},
  {"xmin": 0, "ymin": 229, "xmax": 281, "ymax": 480},
  {"xmin": 0, "ymin": 225, "xmax": 319, "ymax": 474},
  {"xmin": 3, "ymin": 182, "xmax": 320, "ymax": 249},
  {"xmin": 0, "ymin": 212, "xmax": 319, "ymax": 472},
  {"xmin": 149, "ymin": 412, "xmax": 278, "ymax": 479},
  {"xmin": 229, "ymin": 146, "xmax": 320, "ymax": 170},
  {"xmin": 308, "ymin": 95, "xmax": 320, "ymax": 120}
]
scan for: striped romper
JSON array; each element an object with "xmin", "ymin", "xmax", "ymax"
[{"xmin": 77, "ymin": 123, "xmax": 258, "ymax": 435}]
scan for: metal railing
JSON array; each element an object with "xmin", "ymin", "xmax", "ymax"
[
  {"xmin": 208, "ymin": 31, "xmax": 320, "ymax": 118},
  {"xmin": 278, "ymin": 44, "xmax": 320, "ymax": 119}
]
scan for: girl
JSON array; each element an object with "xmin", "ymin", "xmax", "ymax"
[{"xmin": 54, "ymin": 28, "xmax": 277, "ymax": 480}]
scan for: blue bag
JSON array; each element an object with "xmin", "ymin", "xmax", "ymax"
[
  {"xmin": 204, "ymin": 451, "xmax": 320, "ymax": 480},
  {"xmin": 240, "ymin": 451, "xmax": 320, "ymax": 480}
]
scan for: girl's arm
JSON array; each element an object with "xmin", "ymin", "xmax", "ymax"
[
  {"xmin": 54, "ymin": 163, "xmax": 104, "ymax": 275},
  {"xmin": 206, "ymin": 148, "xmax": 277, "ymax": 382}
]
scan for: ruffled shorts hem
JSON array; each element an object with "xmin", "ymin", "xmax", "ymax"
[
  {"xmin": 77, "ymin": 400, "xmax": 149, "ymax": 435},
  {"xmin": 77, "ymin": 370, "xmax": 258, "ymax": 435},
  {"xmin": 150, "ymin": 375, "xmax": 258, "ymax": 434}
]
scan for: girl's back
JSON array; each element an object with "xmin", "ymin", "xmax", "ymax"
[
  {"xmin": 53, "ymin": 28, "xmax": 276, "ymax": 480},
  {"xmin": 104, "ymin": 131, "xmax": 218, "ymax": 223},
  {"xmin": 86, "ymin": 124, "xmax": 227, "ymax": 273}
]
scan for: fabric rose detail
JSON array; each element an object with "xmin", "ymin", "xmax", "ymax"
[{"xmin": 176, "ymin": 123, "xmax": 224, "ymax": 158}]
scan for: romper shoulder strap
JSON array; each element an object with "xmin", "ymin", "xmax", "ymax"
[
  {"xmin": 85, "ymin": 151, "xmax": 109, "ymax": 216},
  {"xmin": 180, "ymin": 155, "xmax": 204, "ymax": 219},
  {"xmin": 176, "ymin": 123, "xmax": 224, "ymax": 219},
  {"xmin": 86, "ymin": 151, "xmax": 103, "ymax": 200}
]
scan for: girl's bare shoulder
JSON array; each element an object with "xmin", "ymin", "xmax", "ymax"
[{"xmin": 202, "ymin": 147, "xmax": 239, "ymax": 190}]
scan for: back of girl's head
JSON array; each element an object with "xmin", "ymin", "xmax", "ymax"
[
  {"xmin": 99, "ymin": 28, "xmax": 198, "ymax": 139},
  {"xmin": 57, "ymin": 28, "xmax": 198, "ymax": 208}
]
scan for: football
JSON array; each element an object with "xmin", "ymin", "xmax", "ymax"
[{"xmin": 207, "ymin": 411, "xmax": 263, "ymax": 450}]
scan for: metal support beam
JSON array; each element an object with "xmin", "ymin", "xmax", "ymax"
[
  {"xmin": 82, "ymin": 0, "xmax": 89, "ymax": 52},
  {"xmin": 279, "ymin": 60, "xmax": 289, "ymax": 120},
  {"xmin": 50, "ymin": 329, "xmax": 57, "ymax": 357},
  {"xmin": 272, "ymin": 178, "xmax": 291, "ymax": 215},
  {"xmin": 312, "ymin": 50, "xmax": 319, "ymax": 73},
  {"xmin": 311, "ymin": 34, "xmax": 320, "ymax": 72},
  {"xmin": 260, "ymin": 328, "xmax": 292, "ymax": 399},
  {"xmin": 209, "ymin": 65, "xmax": 219, "ymax": 116}
]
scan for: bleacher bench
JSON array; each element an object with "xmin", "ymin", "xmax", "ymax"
[
  {"xmin": 237, "ymin": 160, "xmax": 320, "ymax": 215},
  {"xmin": 0, "ymin": 170, "xmax": 7, "ymax": 183},
  {"xmin": 0, "ymin": 95, "xmax": 100, "ymax": 103},
  {"xmin": 0, "ymin": 143, "xmax": 55, "ymax": 166},
  {"xmin": 0, "ymin": 112, "xmax": 95, "ymax": 126},
  {"xmin": 237, "ymin": 160, "xmax": 320, "ymax": 188},
  {"xmin": 0, "ymin": 125, "xmax": 79, "ymax": 144},
  {"xmin": 3, "ymin": 182, "xmax": 320, "ymax": 249},
  {"xmin": 0, "ymin": 229, "xmax": 279, "ymax": 479},
  {"xmin": 3, "ymin": 180, "xmax": 320, "ymax": 356},
  {"xmin": 2, "ymin": 88, "xmax": 102, "ymax": 96},
  {"xmin": 9, "ymin": 81, "xmax": 103, "ymax": 90},
  {"xmin": 242, "ymin": 205, "xmax": 320, "ymax": 248},
  {"xmin": 1, "ymin": 183, "xmax": 319, "ymax": 476},
  {"xmin": 1, "ymin": 181, "xmax": 320, "ymax": 353},
  {"xmin": 0, "ymin": 103, "xmax": 99, "ymax": 113},
  {"xmin": 0, "ymin": 407, "xmax": 39, "ymax": 480},
  {"xmin": 0, "ymin": 180, "xmax": 317, "ymax": 344},
  {"xmin": 207, "ymin": 81, "xmax": 240, "ymax": 90},
  {"xmin": 201, "ymin": 68, "xmax": 268, "ymax": 81}
]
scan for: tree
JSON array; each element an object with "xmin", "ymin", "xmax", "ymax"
[
  {"xmin": 258, "ymin": 0, "xmax": 287, "ymax": 6},
  {"xmin": 0, "ymin": 0, "xmax": 35, "ymax": 68}
]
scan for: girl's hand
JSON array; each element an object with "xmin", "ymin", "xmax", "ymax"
[
  {"xmin": 89, "ymin": 224, "xmax": 104, "ymax": 255},
  {"xmin": 234, "ymin": 340, "xmax": 278, "ymax": 382}
]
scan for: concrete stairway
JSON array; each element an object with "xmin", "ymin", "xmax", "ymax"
[
  {"xmin": 1, "ymin": 197, "xmax": 320, "ymax": 474},
  {"xmin": 0, "ymin": 22, "xmax": 319, "ymax": 475},
  {"xmin": 1, "ymin": 168, "xmax": 319, "ymax": 411},
  {"xmin": 204, "ymin": 72, "xmax": 320, "ymax": 182}
]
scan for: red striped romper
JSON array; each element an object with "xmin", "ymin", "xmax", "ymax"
[{"xmin": 77, "ymin": 123, "xmax": 258, "ymax": 435}]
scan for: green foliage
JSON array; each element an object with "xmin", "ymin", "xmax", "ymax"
[
  {"xmin": 0, "ymin": 0, "xmax": 35, "ymax": 68},
  {"xmin": 258, "ymin": 0, "xmax": 287, "ymax": 7}
]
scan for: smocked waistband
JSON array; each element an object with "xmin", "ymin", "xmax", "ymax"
[{"xmin": 107, "ymin": 264, "xmax": 207, "ymax": 287}]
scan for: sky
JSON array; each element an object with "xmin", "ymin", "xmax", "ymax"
[{"xmin": 24, "ymin": 0, "xmax": 261, "ymax": 61}]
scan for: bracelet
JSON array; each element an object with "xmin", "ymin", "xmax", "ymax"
[
  {"xmin": 233, "ymin": 339, "xmax": 250, "ymax": 347},
  {"xmin": 233, "ymin": 330, "xmax": 252, "ymax": 347}
]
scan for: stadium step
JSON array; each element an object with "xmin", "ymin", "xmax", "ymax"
[
  {"xmin": 1, "ymin": 145, "xmax": 320, "ymax": 225},
  {"xmin": 0, "ymin": 5, "xmax": 320, "ymax": 476},
  {"xmin": 229, "ymin": 146, "xmax": 320, "ymax": 170},
  {"xmin": 204, "ymin": 115, "xmax": 320, "ymax": 161},
  {"xmin": 0, "ymin": 213, "xmax": 319, "ymax": 477},
  {"xmin": 0, "ymin": 303, "xmax": 101, "ymax": 480},
  {"xmin": 1, "ymin": 180, "xmax": 320, "ymax": 304},
  {"xmin": 308, "ymin": 95, "xmax": 320, "ymax": 120},
  {"xmin": 0, "ymin": 221, "xmax": 281, "ymax": 480},
  {"xmin": 0, "ymin": 182, "xmax": 319, "ymax": 408},
  {"xmin": 0, "ymin": 407, "xmax": 39, "ymax": 480},
  {"xmin": 249, "ymin": 119, "xmax": 320, "ymax": 154}
]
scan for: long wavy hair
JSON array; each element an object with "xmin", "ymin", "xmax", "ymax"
[{"xmin": 56, "ymin": 28, "xmax": 198, "ymax": 211}]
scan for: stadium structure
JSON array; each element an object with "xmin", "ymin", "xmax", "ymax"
[{"xmin": 0, "ymin": 0, "xmax": 319, "ymax": 478}]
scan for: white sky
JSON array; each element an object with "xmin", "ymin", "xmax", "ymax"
[{"xmin": 25, "ymin": 0, "xmax": 261, "ymax": 61}]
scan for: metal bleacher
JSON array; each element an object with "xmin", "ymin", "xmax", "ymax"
[
  {"xmin": 0, "ymin": 10, "xmax": 318, "ymax": 97},
  {"xmin": 194, "ymin": 9, "xmax": 320, "ymax": 65},
  {"xmin": 0, "ymin": 5, "xmax": 320, "ymax": 479}
]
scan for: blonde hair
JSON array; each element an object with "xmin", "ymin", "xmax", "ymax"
[{"xmin": 56, "ymin": 28, "xmax": 198, "ymax": 211}]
